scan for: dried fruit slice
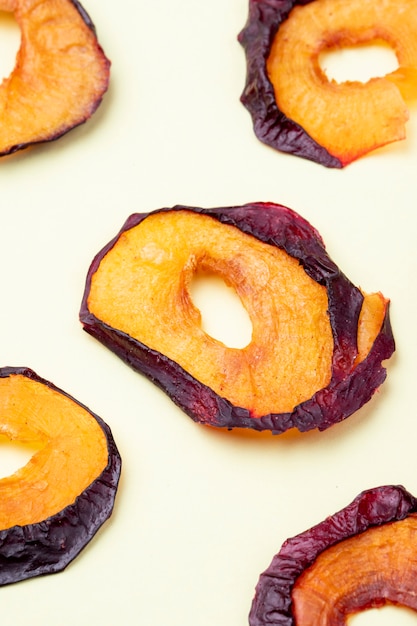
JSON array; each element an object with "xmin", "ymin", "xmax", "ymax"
[
  {"xmin": 249, "ymin": 485, "xmax": 417, "ymax": 625},
  {"xmin": 80, "ymin": 202, "xmax": 395, "ymax": 434},
  {"xmin": 238, "ymin": 0, "xmax": 417, "ymax": 167},
  {"xmin": 0, "ymin": 366, "xmax": 121, "ymax": 585},
  {"xmin": 0, "ymin": 0, "xmax": 110, "ymax": 157}
]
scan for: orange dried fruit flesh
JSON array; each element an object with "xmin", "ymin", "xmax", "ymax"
[
  {"xmin": 87, "ymin": 211, "xmax": 333, "ymax": 417},
  {"xmin": 0, "ymin": 0, "xmax": 110, "ymax": 157},
  {"xmin": 239, "ymin": 0, "xmax": 417, "ymax": 167},
  {"xmin": 0, "ymin": 366, "xmax": 121, "ymax": 586},
  {"xmin": 80, "ymin": 202, "xmax": 395, "ymax": 434},
  {"xmin": 249, "ymin": 485, "xmax": 417, "ymax": 625}
]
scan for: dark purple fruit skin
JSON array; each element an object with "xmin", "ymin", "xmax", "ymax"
[
  {"xmin": 0, "ymin": 366, "xmax": 121, "ymax": 586},
  {"xmin": 249, "ymin": 485, "xmax": 417, "ymax": 626},
  {"xmin": 80, "ymin": 202, "xmax": 395, "ymax": 434},
  {"xmin": 70, "ymin": 0, "xmax": 98, "ymax": 34},
  {"xmin": 238, "ymin": 0, "xmax": 343, "ymax": 168}
]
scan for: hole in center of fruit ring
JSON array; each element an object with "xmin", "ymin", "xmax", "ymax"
[
  {"xmin": 0, "ymin": 11, "xmax": 20, "ymax": 83},
  {"xmin": 189, "ymin": 270, "xmax": 253, "ymax": 349},
  {"xmin": 0, "ymin": 435, "xmax": 42, "ymax": 480},
  {"xmin": 349, "ymin": 604, "xmax": 417, "ymax": 625},
  {"xmin": 319, "ymin": 41, "xmax": 399, "ymax": 84}
]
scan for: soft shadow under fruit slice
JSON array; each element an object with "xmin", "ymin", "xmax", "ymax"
[
  {"xmin": 249, "ymin": 485, "xmax": 417, "ymax": 625},
  {"xmin": 80, "ymin": 202, "xmax": 395, "ymax": 434},
  {"xmin": 0, "ymin": 366, "xmax": 121, "ymax": 586},
  {"xmin": 238, "ymin": 0, "xmax": 417, "ymax": 167},
  {"xmin": 0, "ymin": 0, "xmax": 110, "ymax": 157}
]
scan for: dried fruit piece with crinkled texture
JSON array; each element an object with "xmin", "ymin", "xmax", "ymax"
[
  {"xmin": 249, "ymin": 485, "xmax": 417, "ymax": 625},
  {"xmin": 0, "ymin": 0, "xmax": 110, "ymax": 157},
  {"xmin": 239, "ymin": 0, "xmax": 417, "ymax": 167},
  {"xmin": 0, "ymin": 366, "xmax": 121, "ymax": 586},
  {"xmin": 80, "ymin": 202, "xmax": 395, "ymax": 434}
]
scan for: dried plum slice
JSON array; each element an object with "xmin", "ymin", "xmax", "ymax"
[
  {"xmin": 0, "ymin": 366, "xmax": 121, "ymax": 585},
  {"xmin": 80, "ymin": 202, "xmax": 395, "ymax": 434},
  {"xmin": 238, "ymin": 0, "xmax": 417, "ymax": 167},
  {"xmin": 249, "ymin": 485, "xmax": 417, "ymax": 625},
  {"xmin": 0, "ymin": 0, "xmax": 110, "ymax": 157}
]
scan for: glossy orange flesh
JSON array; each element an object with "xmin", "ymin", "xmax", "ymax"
[
  {"xmin": 0, "ymin": 0, "xmax": 109, "ymax": 155},
  {"xmin": 88, "ymin": 210, "xmax": 387, "ymax": 418},
  {"xmin": 0, "ymin": 374, "xmax": 108, "ymax": 529},
  {"xmin": 292, "ymin": 514, "xmax": 417, "ymax": 624},
  {"xmin": 267, "ymin": 0, "xmax": 417, "ymax": 165}
]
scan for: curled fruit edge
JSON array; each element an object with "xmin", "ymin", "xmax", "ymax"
[{"xmin": 80, "ymin": 202, "xmax": 395, "ymax": 435}]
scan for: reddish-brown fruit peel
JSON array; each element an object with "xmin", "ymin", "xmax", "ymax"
[
  {"xmin": 0, "ymin": 366, "xmax": 121, "ymax": 586},
  {"xmin": 249, "ymin": 485, "xmax": 417, "ymax": 625},
  {"xmin": 80, "ymin": 202, "xmax": 394, "ymax": 434},
  {"xmin": 0, "ymin": 0, "xmax": 110, "ymax": 157},
  {"xmin": 239, "ymin": 0, "xmax": 417, "ymax": 167}
]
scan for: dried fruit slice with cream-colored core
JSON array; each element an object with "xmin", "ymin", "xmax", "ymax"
[
  {"xmin": 267, "ymin": 0, "xmax": 417, "ymax": 165},
  {"xmin": 88, "ymin": 210, "xmax": 332, "ymax": 417},
  {"xmin": 249, "ymin": 486, "xmax": 417, "ymax": 624},
  {"xmin": 0, "ymin": 0, "xmax": 109, "ymax": 156},
  {"xmin": 292, "ymin": 514, "xmax": 417, "ymax": 623},
  {"xmin": 87, "ymin": 209, "xmax": 385, "ymax": 418},
  {"xmin": 0, "ymin": 372, "xmax": 108, "ymax": 528}
]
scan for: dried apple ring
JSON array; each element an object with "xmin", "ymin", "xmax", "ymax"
[
  {"xmin": 249, "ymin": 485, "xmax": 417, "ymax": 625},
  {"xmin": 239, "ymin": 0, "xmax": 417, "ymax": 167},
  {"xmin": 80, "ymin": 202, "xmax": 394, "ymax": 434},
  {"xmin": 0, "ymin": 0, "xmax": 110, "ymax": 157},
  {"xmin": 0, "ymin": 366, "xmax": 121, "ymax": 586}
]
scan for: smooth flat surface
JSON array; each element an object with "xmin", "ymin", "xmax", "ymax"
[{"xmin": 0, "ymin": 1, "xmax": 416, "ymax": 624}]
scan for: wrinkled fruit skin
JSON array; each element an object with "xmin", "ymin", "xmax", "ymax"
[
  {"xmin": 80, "ymin": 202, "xmax": 395, "ymax": 434},
  {"xmin": 0, "ymin": 366, "xmax": 121, "ymax": 586},
  {"xmin": 249, "ymin": 485, "xmax": 417, "ymax": 625},
  {"xmin": 238, "ymin": 0, "xmax": 343, "ymax": 168}
]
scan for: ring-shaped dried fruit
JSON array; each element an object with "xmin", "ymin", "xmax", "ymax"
[
  {"xmin": 0, "ymin": 0, "xmax": 110, "ymax": 157},
  {"xmin": 249, "ymin": 485, "xmax": 417, "ymax": 625},
  {"xmin": 0, "ymin": 366, "xmax": 121, "ymax": 586},
  {"xmin": 80, "ymin": 202, "xmax": 395, "ymax": 434},
  {"xmin": 238, "ymin": 0, "xmax": 417, "ymax": 167}
]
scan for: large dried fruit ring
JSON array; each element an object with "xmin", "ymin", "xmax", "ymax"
[
  {"xmin": 239, "ymin": 0, "xmax": 417, "ymax": 167},
  {"xmin": 0, "ymin": 0, "xmax": 110, "ymax": 157},
  {"xmin": 250, "ymin": 485, "xmax": 417, "ymax": 625},
  {"xmin": 80, "ymin": 202, "xmax": 394, "ymax": 434},
  {"xmin": 0, "ymin": 366, "xmax": 121, "ymax": 585}
]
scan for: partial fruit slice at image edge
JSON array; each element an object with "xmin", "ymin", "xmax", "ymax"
[
  {"xmin": 249, "ymin": 485, "xmax": 417, "ymax": 625},
  {"xmin": 238, "ymin": 0, "xmax": 417, "ymax": 167},
  {"xmin": 0, "ymin": 366, "xmax": 121, "ymax": 586},
  {"xmin": 0, "ymin": 0, "xmax": 110, "ymax": 157},
  {"xmin": 80, "ymin": 202, "xmax": 395, "ymax": 434}
]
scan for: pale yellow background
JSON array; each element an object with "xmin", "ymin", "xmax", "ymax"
[{"xmin": 0, "ymin": 1, "xmax": 416, "ymax": 624}]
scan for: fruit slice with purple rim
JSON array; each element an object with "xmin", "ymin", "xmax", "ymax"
[
  {"xmin": 80, "ymin": 202, "xmax": 394, "ymax": 434},
  {"xmin": 0, "ymin": 0, "xmax": 110, "ymax": 157},
  {"xmin": 239, "ymin": 0, "xmax": 417, "ymax": 167},
  {"xmin": 0, "ymin": 366, "xmax": 121, "ymax": 585},
  {"xmin": 249, "ymin": 485, "xmax": 417, "ymax": 625}
]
